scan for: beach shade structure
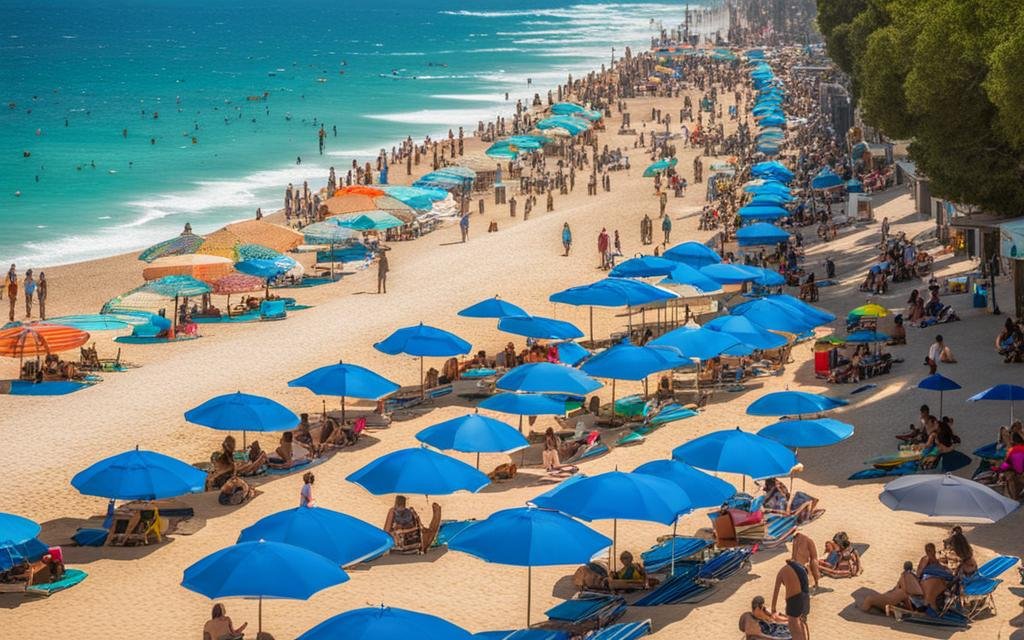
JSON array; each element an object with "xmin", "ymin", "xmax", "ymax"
[
  {"xmin": 699, "ymin": 263, "xmax": 760, "ymax": 285},
  {"xmin": 210, "ymin": 273, "xmax": 266, "ymax": 316},
  {"xmin": 416, "ymin": 413, "xmax": 528, "ymax": 468},
  {"xmin": 634, "ymin": 460, "xmax": 736, "ymax": 508},
  {"xmin": 374, "ymin": 323, "xmax": 472, "ymax": 398},
  {"xmin": 918, "ymin": 374, "xmax": 961, "ymax": 416},
  {"xmin": 335, "ymin": 210, "xmax": 406, "ymax": 232},
  {"xmin": 71, "ymin": 446, "xmax": 206, "ymax": 501},
  {"xmin": 457, "ymin": 295, "xmax": 527, "ymax": 319},
  {"xmin": 498, "ymin": 315, "xmax": 584, "ymax": 341},
  {"xmin": 747, "ymin": 391, "xmax": 848, "ymax": 417},
  {"xmin": 673, "ymin": 428, "xmax": 798, "ymax": 482},
  {"xmin": 732, "ymin": 295, "xmax": 834, "ymax": 328},
  {"xmin": 346, "ymin": 447, "xmax": 489, "ymax": 497},
  {"xmin": 39, "ymin": 313, "xmax": 146, "ymax": 331},
  {"xmin": 0, "ymin": 512, "xmax": 41, "ymax": 546},
  {"xmin": 757, "ymin": 114, "xmax": 786, "ymax": 128},
  {"xmin": 763, "ymin": 294, "xmax": 837, "ymax": 325},
  {"xmin": 298, "ymin": 606, "xmax": 473, "ymax": 640},
  {"xmin": 485, "ymin": 141, "xmax": 522, "ymax": 159},
  {"xmin": 554, "ymin": 341, "xmax": 590, "ymax": 366},
  {"xmin": 201, "ymin": 219, "xmax": 304, "ymax": 255},
  {"xmin": 730, "ymin": 298, "xmax": 817, "ymax": 334},
  {"xmin": 301, "ymin": 220, "xmax": 364, "ymax": 278},
  {"xmin": 747, "ymin": 193, "xmax": 794, "ymax": 206},
  {"xmin": 324, "ymin": 190, "xmax": 417, "ymax": 217},
  {"xmin": 738, "ymin": 204, "xmax": 789, "ymax": 221},
  {"xmin": 663, "ymin": 241, "xmax": 722, "ymax": 267},
  {"xmin": 107, "ymin": 274, "xmax": 212, "ymax": 333},
  {"xmin": 580, "ymin": 341, "xmax": 686, "ymax": 416},
  {"xmin": 736, "ymin": 222, "xmax": 791, "ymax": 247},
  {"xmin": 535, "ymin": 116, "xmax": 590, "ymax": 136},
  {"xmin": 142, "ymin": 254, "xmax": 234, "ymax": 283},
  {"xmin": 184, "ymin": 391, "xmax": 298, "ymax": 447},
  {"xmin": 479, "ymin": 391, "xmax": 569, "ymax": 419},
  {"xmin": 447, "ymin": 507, "xmax": 610, "ymax": 626},
  {"xmin": 811, "ymin": 167, "xmax": 843, "ymax": 190},
  {"xmin": 845, "ymin": 329, "xmax": 890, "ymax": 344},
  {"xmin": 414, "ymin": 167, "xmax": 477, "ymax": 191},
  {"xmin": 879, "ymin": 474, "xmax": 1020, "ymax": 523},
  {"xmin": 643, "ymin": 157, "xmax": 678, "ymax": 177},
  {"xmin": 745, "ymin": 266, "xmax": 787, "ymax": 288},
  {"xmin": 234, "ymin": 258, "xmax": 291, "ymax": 298},
  {"xmin": 610, "ymin": 255, "xmax": 679, "ymax": 278},
  {"xmin": 551, "ymin": 102, "xmax": 601, "ymax": 119},
  {"xmin": 288, "ymin": 361, "xmax": 399, "ymax": 423},
  {"xmin": 967, "ymin": 384, "xmax": 1024, "ymax": 423},
  {"xmin": 846, "ymin": 179, "xmax": 863, "ymax": 193},
  {"xmin": 744, "ymin": 180, "xmax": 792, "ymax": 196},
  {"xmin": 757, "ymin": 418, "xmax": 855, "ymax": 448},
  {"xmin": 751, "ymin": 161, "xmax": 794, "ymax": 182},
  {"xmin": 381, "ymin": 185, "xmax": 449, "ymax": 210},
  {"xmin": 0, "ymin": 324, "xmax": 90, "ymax": 363},
  {"xmin": 705, "ymin": 315, "xmax": 788, "ymax": 350},
  {"xmin": 550, "ymin": 277, "xmax": 677, "ymax": 340},
  {"xmin": 658, "ymin": 263, "xmax": 724, "ymax": 296},
  {"xmin": 651, "ymin": 326, "xmax": 752, "ymax": 360},
  {"xmin": 182, "ymin": 540, "xmax": 349, "ymax": 636},
  {"xmin": 238, "ymin": 507, "xmax": 393, "ymax": 567},
  {"xmin": 757, "ymin": 141, "xmax": 781, "ymax": 156},
  {"xmin": 497, "ymin": 362, "xmax": 601, "ymax": 396},
  {"xmin": 138, "ymin": 231, "xmax": 205, "ymax": 263}
]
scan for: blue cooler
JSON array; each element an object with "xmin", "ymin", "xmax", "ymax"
[{"xmin": 973, "ymin": 285, "xmax": 987, "ymax": 308}]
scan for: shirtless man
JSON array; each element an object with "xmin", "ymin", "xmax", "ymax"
[
  {"xmin": 772, "ymin": 559, "xmax": 810, "ymax": 640},
  {"xmin": 790, "ymin": 532, "xmax": 821, "ymax": 590}
]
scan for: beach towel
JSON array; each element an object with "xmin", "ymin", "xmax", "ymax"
[
  {"xmin": 263, "ymin": 455, "xmax": 326, "ymax": 476},
  {"xmin": 849, "ymin": 450, "xmax": 972, "ymax": 480},
  {"xmin": 461, "ymin": 368, "xmax": 497, "ymax": 379},
  {"xmin": 114, "ymin": 335, "xmax": 200, "ymax": 345},
  {"xmin": 5, "ymin": 380, "xmax": 90, "ymax": 396},
  {"xmin": 25, "ymin": 569, "xmax": 87, "ymax": 597},
  {"xmin": 71, "ymin": 528, "xmax": 109, "ymax": 547}
]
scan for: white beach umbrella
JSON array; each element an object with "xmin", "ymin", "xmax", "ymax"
[{"xmin": 879, "ymin": 473, "xmax": 1019, "ymax": 523}]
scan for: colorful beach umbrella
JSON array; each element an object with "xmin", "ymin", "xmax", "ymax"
[
  {"xmin": 757, "ymin": 418, "xmax": 855, "ymax": 448},
  {"xmin": 496, "ymin": 362, "xmax": 601, "ymax": 396},
  {"xmin": 0, "ymin": 323, "xmax": 90, "ymax": 359},
  {"xmin": 72, "ymin": 447, "xmax": 206, "ymax": 500},
  {"xmin": 335, "ymin": 210, "xmax": 406, "ymax": 231},
  {"xmin": 673, "ymin": 428, "xmax": 797, "ymax": 481},
  {"xmin": 497, "ymin": 315, "xmax": 584, "ymax": 341},
  {"xmin": 880, "ymin": 474, "xmax": 1019, "ymax": 523},
  {"xmin": 457, "ymin": 296, "xmax": 526, "ymax": 319},
  {"xmin": 288, "ymin": 361, "xmax": 399, "ymax": 422},
  {"xmin": 849, "ymin": 303, "xmax": 889, "ymax": 318},
  {"xmin": 643, "ymin": 157, "xmax": 678, "ymax": 177},
  {"xmin": 238, "ymin": 507, "xmax": 393, "ymax": 566},
  {"xmin": 746, "ymin": 391, "xmax": 848, "ymax": 417},
  {"xmin": 0, "ymin": 512, "xmax": 41, "ymax": 546},
  {"xmin": 137, "ymin": 232, "xmax": 205, "ymax": 263},
  {"xmin": 299, "ymin": 606, "xmax": 473, "ymax": 640},
  {"xmin": 346, "ymin": 447, "xmax": 490, "ymax": 496}
]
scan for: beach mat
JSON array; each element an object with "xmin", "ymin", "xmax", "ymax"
[
  {"xmin": 4, "ymin": 380, "xmax": 90, "ymax": 396},
  {"xmin": 281, "ymin": 277, "xmax": 336, "ymax": 288},
  {"xmin": 25, "ymin": 569, "xmax": 87, "ymax": 597},
  {"xmin": 263, "ymin": 455, "xmax": 326, "ymax": 476},
  {"xmin": 115, "ymin": 335, "xmax": 200, "ymax": 345}
]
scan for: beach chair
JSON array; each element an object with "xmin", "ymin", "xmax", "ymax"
[
  {"xmin": 583, "ymin": 620, "xmax": 651, "ymax": 640},
  {"xmin": 955, "ymin": 556, "xmax": 1020, "ymax": 619},
  {"xmin": 259, "ymin": 299, "xmax": 287, "ymax": 320},
  {"xmin": 633, "ymin": 548, "xmax": 754, "ymax": 607},
  {"xmin": 474, "ymin": 631, "xmax": 569, "ymax": 640},
  {"xmin": 543, "ymin": 593, "xmax": 627, "ymax": 634},
  {"xmin": 640, "ymin": 536, "xmax": 714, "ymax": 573}
]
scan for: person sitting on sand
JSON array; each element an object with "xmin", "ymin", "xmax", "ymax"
[
  {"xmin": 609, "ymin": 551, "xmax": 656, "ymax": 590},
  {"xmin": 206, "ymin": 436, "xmax": 267, "ymax": 489},
  {"xmin": 218, "ymin": 474, "xmax": 255, "ymax": 506},
  {"xmin": 917, "ymin": 417, "xmax": 959, "ymax": 468},
  {"xmin": 267, "ymin": 431, "xmax": 309, "ymax": 469},
  {"xmin": 943, "ymin": 526, "xmax": 978, "ymax": 576},
  {"xmin": 763, "ymin": 478, "xmax": 818, "ymax": 522},
  {"xmin": 383, "ymin": 495, "xmax": 429, "ymax": 553},
  {"xmin": 858, "ymin": 561, "xmax": 924, "ymax": 614},
  {"xmin": 887, "ymin": 314, "xmax": 906, "ymax": 345},
  {"xmin": 819, "ymin": 531, "xmax": 861, "ymax": 578},
  {"xmin": 203, "ymin": 603, "xmax": 247, "ymax": 640},
  {"xmin": 739, "ymin": 596, "xmax": 791, "ymax": 640}
]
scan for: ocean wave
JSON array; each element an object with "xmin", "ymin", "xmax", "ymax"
[
  {"xmin": 366, "ymin": 107, "xmax": 504, "ymax": 126},
  {"xmin": 430, "ymin": 93, "xmax": 510, "ymax": 103},
  {"xmin": 326, "ymin": 145, "xmax": 388, "ymax": 159}
]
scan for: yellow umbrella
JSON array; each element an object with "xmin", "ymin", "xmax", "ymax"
[{"xmin": 849, "ymin": 303, "xmax": 889, "ymax": 318}]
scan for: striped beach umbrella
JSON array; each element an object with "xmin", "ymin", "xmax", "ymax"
[{"xmin": 0, "ymin": 324, "xmax": 91, "ymax": 359}]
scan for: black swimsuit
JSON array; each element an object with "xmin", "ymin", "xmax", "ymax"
[{"xmin": 784, "ymin": 560, "xmax": 811, "ymax": 618}]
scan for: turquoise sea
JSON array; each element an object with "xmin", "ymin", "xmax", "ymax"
[{"xmin": 0, "ymin": 0, "xmax": 715, "ymax": 266}]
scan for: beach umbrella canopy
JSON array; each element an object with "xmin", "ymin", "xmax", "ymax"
[
  {"xmin": 0, "ymin": 512, "xmax": 41, "ymax": 546},
  {"xmin": 762, "ymin": 294, "xmax": 836, "ymax": 324},
  {"xmin": 324, "ymin": 190, "xmax": 417, "ymax": 217},
  {"xmin": 663, "ymin": 241, "xmax": 722, "ymax": 267},
  {"xmin": 731, "ymin": 298, "xmax": 817, "ymax": 334},
  {"xmin": 238, "ymin": 507, "xmax": 393, "ymax": 566},
  {"xmin": 845, "ymin": 329, "xmax": 890, "ymax": 343},
  {"xmin": 346, "ymin": 447, "xmax": 489, "ymax": 496},
  {"xmin": 580, "ymin": 341, "xmax": 687, "ymax": 381},
  {"xmin": 846, "ymin": 179, "xmax": 863, "ymax": 193},
  {"xmin": 137, "ymin": 275, "xmax": 211, "ymax": 297},
  {"xmin": 0, "ymin": 324, "xmax": 90, "ymax": 358},
  {"xmin": 336, "ymin": 210, "xmax": 406, "ymax": 231},
  {"xmin": 71, "ymin": 447, "xmax": 206, "ymax": 500},
  {"xmin": 738, "ymin": 204, "xmax": 789, "ymax": 221},
  {"xmin": 748, "ymin": 193, "xmax": 793, "ymax": 206},
  {"xmin": 234, "ymin": 258, "xmax": 289, "ymax": 280},
  {"xmin": 705, "ymin": 315, "xmax": 788, "ymax": 350},
  {"xmin": 658, "ymin": 263, "xmax": 723, "ymax": 294},
  {"xmin": 633, "ymin": 460, "xmax": 736, "ymax": 508},
  {"xmin": 142, "ymin": 253, "xmax": 234, "ymax": 282},
  {"xmin": 643, "ymin": 157, "xmax": 678, "ymax": 177},
  {"xmin": 138, "ymin": 232, "xmax": 205, "ymax": 263},
  {"xmin": 744, "ymin": 266, "xmax": 787, "ymax": 287},
  {"xmin": 184, "ymin": 392, "xmax": 298, "ymax": 440},
  {"xmin": 699, "ymin": 263, "xmax": 760, "ymax": 285},
  {"xmin": 458, "ymin": 296, "xmax": 527, "ymax": 319},
  {"xmin": 650, "ymin": 326, "xmax": 753, "ymax": 360},
  {"xmin": 298, "ymin": 606, "xmax": 473, "ymax": 640},
  {"xmin": 485, "ymin": 142, "xmax": 521, "ymax": 159},
  {"xmin": 183, "ymin": 540, "xmax": 349, "ymax": 635},
  {"xmin": 918, "ymin": 373, "xmax": 961, "ymax": 415},
  {"xmin": 747, "ymin": 391, "xmax": 848, "ymax": 416},
  {"xmin": 849, "ymin": 303, "xmax": 890, "ymax": 318},
  {"xmin": 673, "ymin": 428, "xmax": 797, "ymax": 480},
  {"xmin": 967, "ymin": 384, "xmax": 1024, "ymax": 422},
  {"xmin": 374, "ymin": 323, "xmax": 471, "ymax": 357},
  {"xmin": 549, "ymin": 278, "xmax": 676, "ymax": 308},
  {"xmin": 757, "ymin": 115, "xmax": 786, "ymax": 127},
  {"xmin": 497, "ymin": 362, "xmax": 602, "ymax": 395},
  {"xmin": 554, "ymin": 341, "xmax": 590, "ymax": 366},
  {"xmin": 757, "ymin": 418, "xmax": 855, "ymax": 448},
  {"xmin": 733, "ymin": 296, "xmax": 833, "ymax": 327},
  {"xmin": 736, "ymin": 222, "xmax": 791, "ymax": 247},
  {"xmin": 301, "ymin": 220, "xmax": 363, "ymax": 245},
  {"xmin": 211, "ymin": 274, "xmax": 266, "ymax": 295},
  {"xmin": 38, "ymin": 314, "xmax": 139, "ymax": 331},
  {"xmin": 531, "ymin": 471, "xmax": 691, "ymax": 525},
  {"xmin": 0, "ymin": 538, "xmax": 49, "ymax": 572},
  {"xmin": 610, "ymin": 256, "xmax": 679, "ymax": 278},
  {"xmin": 879, "ymin": 474, "xmax": 1020, "ymax": 523},
  {"xmin": 416, "ymin": 413, "xmax": 528, "ymax": 454},
  {"xmin": 498, "ymin": 315, "xmax": 584, "ymax": 341},
  {"xmin": 202, "ymin": 220, "xmax": 304, "ymax": 254},
  {"xmin": 381, "ymin": 185, "xmax": 448, "ymax": 210},
  {"xmin": 478, "ymin": 392, "xmax": 570, "ymax": 416},
  {"xmin": 288, "ymin": 361, "xmax": 399, "ymax": 401},
  {"xmin": 811, "ymin": 167, "xmax": 843, "ymax": 190}
]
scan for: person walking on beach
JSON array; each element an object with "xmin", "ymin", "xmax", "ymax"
[
  {"xmin": 6, "ymin": 265, "xmax": 17, "ymax": 322},
  {"xmin": 659, "ymin": 190, "xmax": 668, "ymax": 216},
  {"xmin": 460, "ymin": 213, "xmax": 470, "ymax": 242},
  {"xmin": 36, "ymin": 272, "xmax": 47, "ymax": 320},
  {"xmin": 23, "ymin": 269, "xmax": 35, "ymax": 318},
  {"xmin": 661, "ymin": 214, "xmax": 672, "ymax": 245},
  {"xmin": 562, "ymin": 222, "xmax": 572, "ymax": 256},
  {"xmin": 377, "ymin": 251, "xmax": 389, "ymax": 294}
]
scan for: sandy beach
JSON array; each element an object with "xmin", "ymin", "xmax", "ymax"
[{"xmin": 2, "ymin": 41, "xmax": 1023, "ymax": 640}]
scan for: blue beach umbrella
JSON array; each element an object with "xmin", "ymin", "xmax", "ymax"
[
  {"xmin": 659, "ymin": 263, "xmax": 723, "ymax": 295},
  {"xmin": 182, "ymin": 540, "xmax": 349, "ymax": 636},
  {"xmin": 705, "ymin": 315, "xmax": 788, "ymax": 350},
  {"xmin": 759, "ymin": 294, "xmax": 836, "ymax": 324},
  {"xmin": 732, "ymin": 296, "xmax": 833, "ymax": 327},
  {"xmin": 554, "ymin": 341, "xmax": 590, "ymax": 366},
  {"xmin": 730, "ymin": 298, "xmax": 817, "ymax": 334},
  {"xmin": 751, "ymin": 161, "xmax": 793, "ymax": 182},
  {"xmin": 580, "ymin": 341, "xmax": 686, "ymax": 416},
  {"xmin": 72, "ymin": 447, "xmax": 205, "ymax": 501},
  {"xmin": 811, "ymin": 167, "xmax": 843, "ymax": 190},
  {"xmin": 610, "ymin": 256, "xmax": 679, "ymax": 278},
  {"xmin": 744, "ymin": 266, "xmax": 787, "ymax": 287},
  {"xmin": 299, "ymin": 606, "xmax": 473, "ymax": 640},
  {"xmin": 184, "ymin": 391, "xmax": 298, "ymax": 446},
  {"xmin": 234, "ymin": 258, "xmax": 288, "ymax": 280},
  {"xmin": 336, "ymin": 211, "xmax": 406, "ymax": 232},
  {"xmin": 748, "ymin": 192, "xmax": 793, "ymax": 205},
  {"xmin": 739, "ymin": 204, "xmax": 789, "ymax": 221},
  {"xmin": 447, "ymin": 507, "xmax": 611, "ymax": 625},
  {"xmin": 550, "ymin": 278, "xmax": 677, "ymax": 340},
  {"xmin": 458, "ymin": 296, "xmax": 527, "ymax": 319},
  {"xmin": 643, "ymin": 157, "xmax": 677, "ymax": 177},
  {"xmin": 736, "ymin": 222, "xmax": 791, "ymax": 247},
  {"xmin": 238, "ymin": 507, "xmax": 393, "ymax": 567},
  {"xmin": 650, "ymin": 326, "xmax": 753, "ymax": 360},
  {"xmin": 744, "ymin": 180, "xmax": 791, "ymax": 196},
  {"xmin": 757, "ymin": 418, "xmax": 854, "ymax": 448},
  {"xmin": 479, "ymin": 392, "xmax": 570, "ymax": 417},
  {"xmin": 699, "ymin": 263, "xmax": 761, "ymax": 285},
  {"xmin": 747, "ymin": 390, "xmax": 848, "ymax": 417},
  {"xmin": 757, "ymin": 115, "xmax": 786, "ymax": 127},
  {"xmin": 846, "ymin": 179, "xmax": 863, "ymax": 193},
  {"xmin": 497, "ymin": 362, "xmax": 601, "ymax": 395},
  {"xmin": 288, "ymin": 361, "xmax": 400, "ymax": 422},
  {"xmin": 663, "ymin": 241, "xmax": 722, "ymax": 267},
  {"xmin": 346, "ymin": 447, "xmax": 490, "ymax": 496},
  {"xmin": 375, "ymin": 323, "xmax": 472, "ymax": 397},
  {"xmin": 845, "ymin": 329, "xmax": 890, "ymax": 343},
  {"xmin": 0, "ymin": 538, "xmax": 49, "ymax": 572},
  {"xmin": 633, "ymin": 460, "xmax": 736, "ymax": 508},
  {"xmin": 918, "ymin": 373, "xmax": 961, "ymax": 416},
  {"xmin": 0, "ymin": 512, "xmax": 41, "ymax": 546},
  {"xmin": 416, "ymin": 413, "xmax": 528, "ymax": 468},
  {"xmin": 498, "ymin": 315, "xmax": 584, "ymax": 340},
  {"xmin": 532, "ymin": 470, "xmax": 691, "ymax": 525},
  {"xmin": 967, "ymin": 384, "xmax": 1024, "ymax": 422},
  {"xmin": 673, "ymin": 428, "xmax": 798, "ymax": 481},
  {"xmin": 301, "ymin": 221, "xmax": 371, "ymax": 246}
]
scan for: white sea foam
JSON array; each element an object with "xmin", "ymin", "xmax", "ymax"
[
  {"xmin": 366, "ymin": 107, "xmax": 505, "ymax": 126},
  {"xmin": 430, "ymin": 93, "xmax": 510, "ymax": 103}
]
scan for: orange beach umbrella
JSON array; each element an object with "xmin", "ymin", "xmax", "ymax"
[{"xmin": 0, "ymin": 324, "xmax": 91, "ymax": 359}]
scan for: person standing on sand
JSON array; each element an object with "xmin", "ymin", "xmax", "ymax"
[
  {"xmin": 661, "ymin": 214, "xmax": 672, "ymax": 245},
  {"xmin": 772, "ymin": 559, "xmax": 810, "ymax": 640},
  {"xmin": 460, "ymin": 213, "xmax": 469, "ymax": 242},
  {"xmin": 6, "ymin": 265, "xmax": 17, "ymax": 322},
  {"xmin": 377, "ymin": 252, "xmax": 389, "ymax": 294},
  {"xmin": 36, "ymin": 272, "xmax": 47, "ymax": 320},
  {"xmin": 790, "ymin": 532, "xmax": 821, "ymax": 590},
  {"xmin": 300, "ymin": 472, "xmax": 316, "ymax": 508},
  {"xmin": 659, "ymin": 189, "xmax": 668, "ymax": 216},
  {"xmin": 597, "ymin": 228, "xmax": 610, "ymax": 270},
  {"xmin": 23, "ymin": 269, "xmax": 35, "ymax": 318},
  {"xmin": 562, "ymin": 223, "xmax": 572, "ymax": 256}
]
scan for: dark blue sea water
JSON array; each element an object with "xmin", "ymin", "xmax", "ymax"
[{"xmin": 0, "ymin": 0, "xmax": 715, "ymax": 266}]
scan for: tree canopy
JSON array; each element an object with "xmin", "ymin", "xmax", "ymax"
[{"xmin": 817, "ymin": 0, "xmax": 1024, "ymax": 216}]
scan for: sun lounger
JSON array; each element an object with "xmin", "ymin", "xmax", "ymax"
[
  {"xmin": 23, "ymin": 568, "xmax": 87, "ymax": 597},
  {"xmin": 633, "ymin": 565, "xmax": 709, "ymax": 606},
  {"xmin": 583, "ymin": 620, "xmax": 651, "ymax": 640},
  {"xmin": 474, "ymin": 631, "xmax": 569, "ymax": 640},
  {"xmin": 640, "ymin": 536, "xmax": 713, "ymax": 573},
  {"xmin": 432, "ymin": 519, "xmax": 477, "ymax": 547},
  {"xmin": 888, "ymin": 604, "xmax": 970, "ymax": 629},
  {"xmin": 956, "ymin": 556, "xmax": 1020, "ymax": 619},
  {"xmin": 544, "ymin": 593, "xmax": 627, "ymax": 632},
  {"xmin": 849, "ymin": 450, "xmax": 972, "ymax": 480},
  {"xmin": 563, "ymin": 440, "xmax": 609, "ymax": 465}
]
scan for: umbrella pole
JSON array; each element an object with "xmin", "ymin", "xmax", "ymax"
[
  {"xmin": 476, "ymin": 452, "xmax": 480, "ymax": 470},
  {"xmin": 518, "ymin": 415, "xmax": 523, "ymax": 434},
  {"xmin": 589, "ymin": 307, "xmax": 594, "ymax": 346},
  {"xmin": 670, "ymin": 518, "xmax": 678, "ymax": 576},
  {"xmin": 611, "ymin": 518, "xmax": 618, "ymax": 572},
  {"xmin": 342, "ymin": 396, "xmax": 346, "ymax": 425},
  {"xmin": 258, "ymin": 595, "xmax": 263, "ymax": 635},
  {"xmin": 420, "ymin": 357, "xmax": 425, "ymax": 399},
  {"xmin": 526, "ymin": 565, "xmax": 532, "ymax": 628},
  {"xmin": 173, "ymin": 294, "xmax": 179, "ymax": 335},
  {"xmin": 611, "ymin": 380, "xmax": 616, "ymax": 420}
]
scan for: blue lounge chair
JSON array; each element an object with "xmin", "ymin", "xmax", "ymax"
[
  {"xmin": 640, "ymin": 536, "xmax": 713, "ymax": 573},
  {"xmin": 259, "ymin": 299, "xmax": 287, "ymax": 320},
  {"xmin": 432, "ymin": 519, "xmax": 477, "ymax": 547},
  {"xmin": 957, "ymin": 555, "xmax": 1020, "ymax": 619},
  {"xmin": 584, "ymin": 620, "xmax": 651, "ymax": 640},
  {"xmin": 544, "ymin": 594, "xmax": 626, "ymax": 631},
  {"xmin": 474, "ymin": 631, "xmax": 569, "ymax": 640},
  {"xmin": 634, "ymin": 548, "xmax": 754, "ymax": 607}
]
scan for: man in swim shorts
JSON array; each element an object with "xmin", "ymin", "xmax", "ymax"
[{"xmin": 772, "ymin": 559, "xmax": 810, "ymax": 640}]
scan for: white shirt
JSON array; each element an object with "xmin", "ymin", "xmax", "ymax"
[{"xmin": 928, "ymin": 342, "xmax": 943, "ymax": 363}]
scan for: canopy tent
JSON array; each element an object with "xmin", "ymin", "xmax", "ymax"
[
  {"xmin": 413, "ymin": 167, "xmax": 477, "ymax": 191},
  {"xmin": 736, "ymin": 222, "xmax": 791, "ymax": 247}
]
